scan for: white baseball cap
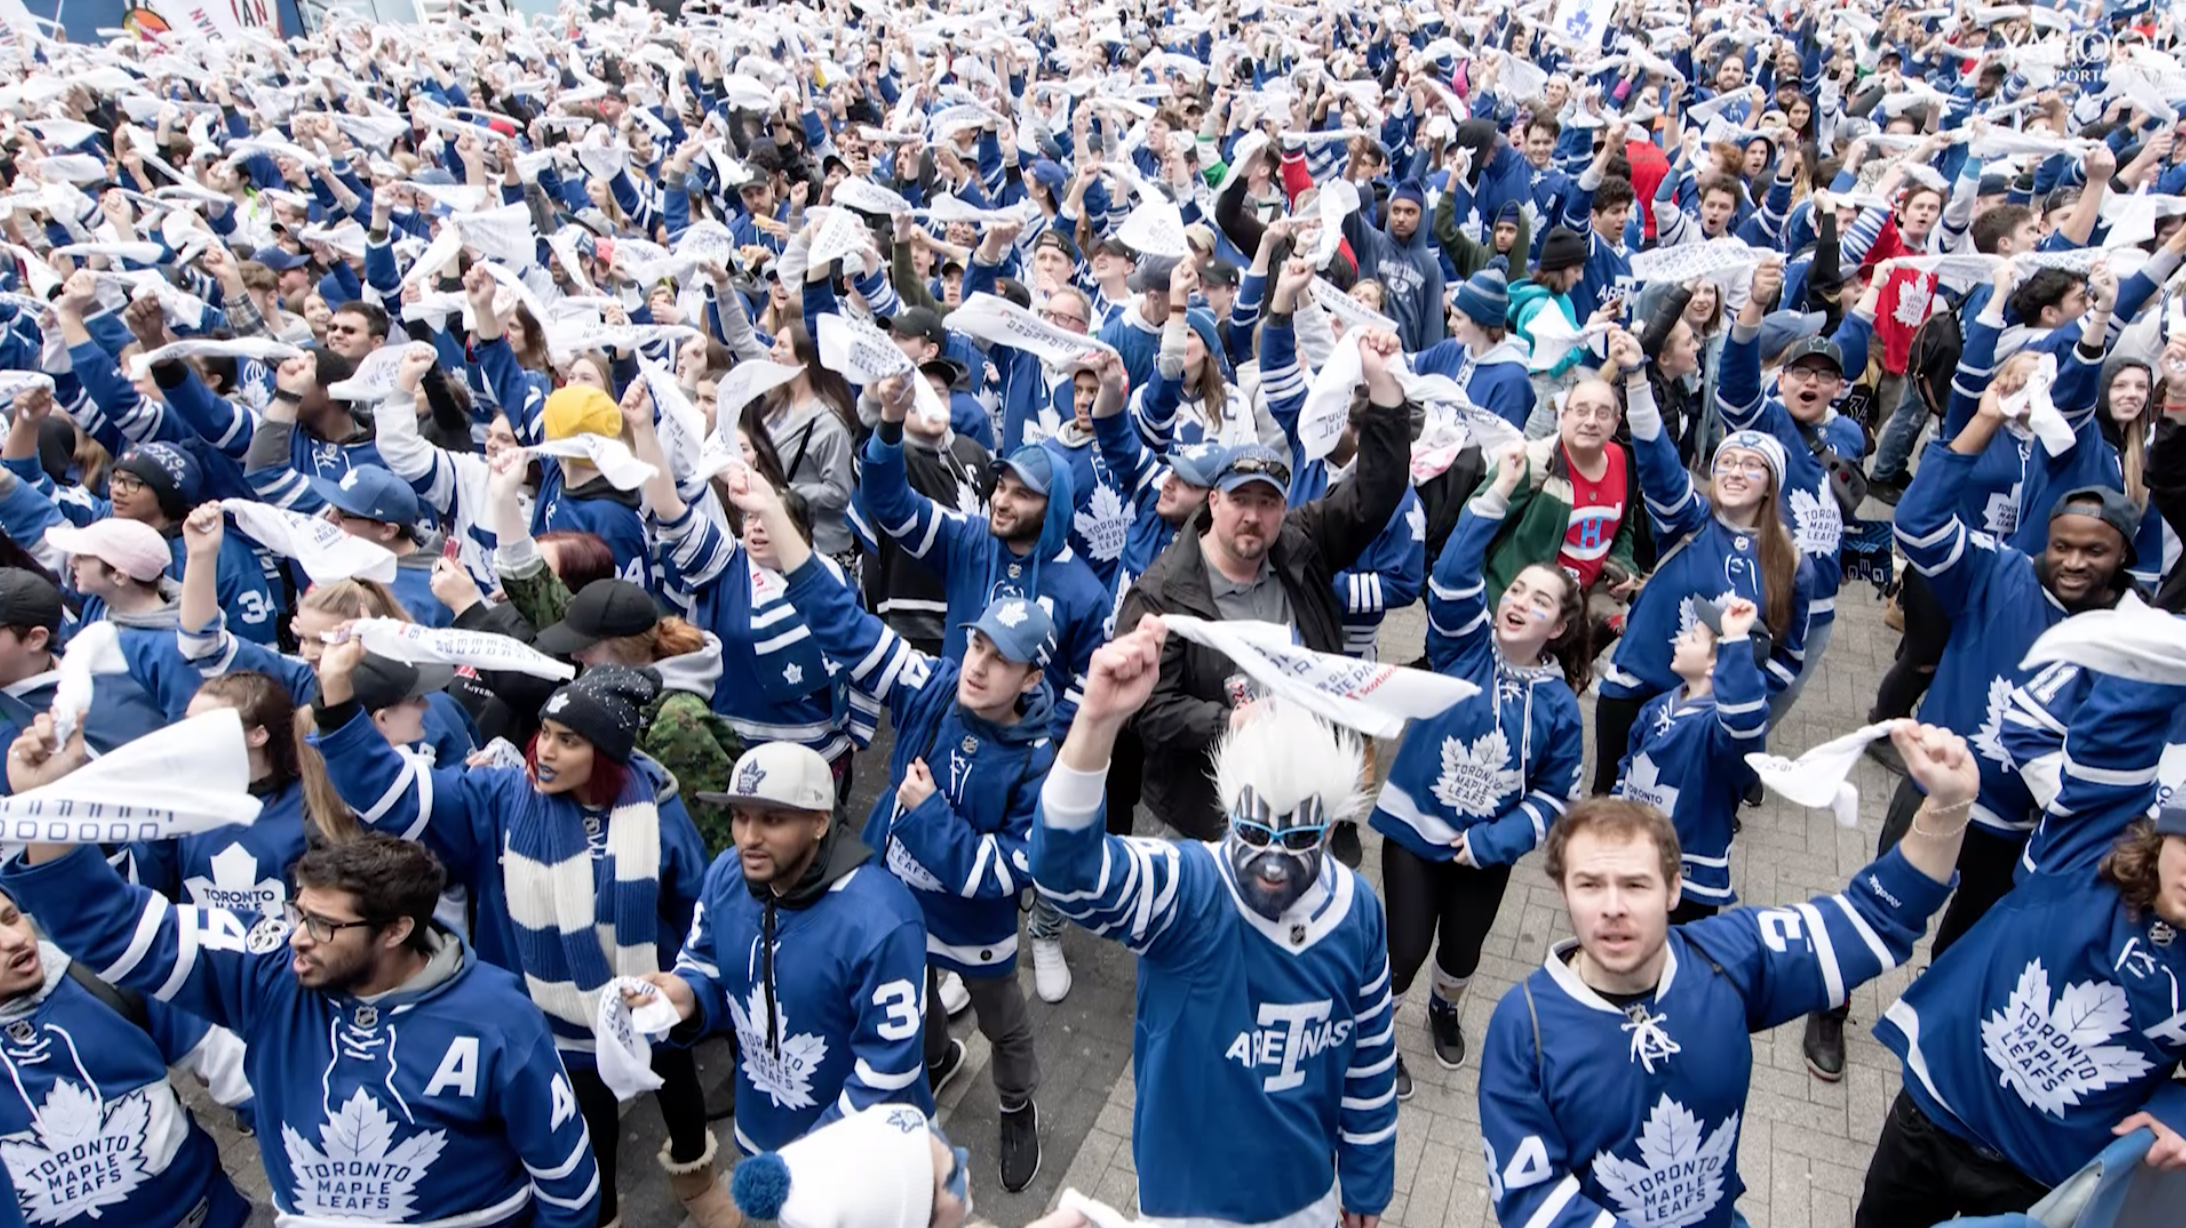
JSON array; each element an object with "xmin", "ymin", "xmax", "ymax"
[{"xmin": 701, "ymin": 741, "xmax": 835, "ymax": 814}]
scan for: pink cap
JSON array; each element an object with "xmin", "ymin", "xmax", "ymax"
[{"xmin": 46, "ymin": 519, "xmax": 171, "ymax": 583}]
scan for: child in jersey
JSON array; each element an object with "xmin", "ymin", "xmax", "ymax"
[{"xmin": 1613, "ymin": 597, "xmax": 1770, "ymax": 922}]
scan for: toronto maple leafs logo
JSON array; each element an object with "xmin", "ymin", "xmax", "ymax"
[
  {"xmin": 1590, "ymin": 1097, "xmax": 1739, "ymax": 1228},
  {"xmin": 1787, "ymin": 487, "xmax": 1842, "ymax": 558},
  {"xmin": 885, "ymin": 835, "xmax": 945, "ymax": 893},
  {"xmin": 1894, "ymin": 277, "xmax": 1935, "ymax": 328},
  {"xmin": 996, "ymin": 601, "xmax": 1029, "ymax": 629},
  {"xmin": 1431, "ymin": 729, "xmax": 1523, "ymax": 818},
  {"xmin": 1672, "ymin": 591, "xmax": 1740, "ymax": 653},
  {"xmin": 727, "ymin": 985, "xmax": 830, "ymax": 1110},
  {"xmin": 1970, "ymin": 676, "xmax": 2016, "ymax": 767},
  {"xmin": 1621, "ymin": 754, "xmax": 1680, "ymax": 818},
  {"xmin": 1073, "ymin": 483, "xmax": 1131, "ymax": 563},
  {"xmin": 0, "ymin": 1081, "xmax": 154, "ymax": 1224},
  {"xmin": 782, "ymin": 662, "xmax": 804, "ymax": 686},
  {"xmin": 184, "ymin": 843, "xmax": 287, "ymax": 918},
  {"xmin": 543, "ymin": 693, "xmax": 569, "ymax": 716},
  {"xmin": 1981, "ymin": 960, "xmax": 2155, "ymax": 1116},
  {"xmin": 735, "ymin": 759, "xmax": 767, "ymax": 795},
  {"xmin": 283, "ymin": 1088, "xmax": 447, "ymax": 1220},
  {"xmin": 1982, "ymin": 488, "xmax": 2021, "ymax": 537}
]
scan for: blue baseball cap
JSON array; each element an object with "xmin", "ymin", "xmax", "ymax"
[
  {"xmin": 960, "ymin": 595, "xmax": 1056, "ymax": 668},
  {"xmin": 1028, "ymin": 159, "xmax": 1068, "ymax": 192},
  {"xmin": 310, "ymin": 464, "xmax": 420, "ymax": 526},
  {"xmin": 992, "ymin": 446, "xmax": 1055, "ymax": 498},
  {"xmin": 1169, "ymin": 442, "xmax": 1227, "ymax": 488},
  {"xmin": 251, "ymin": 244, "xmax": 310, "ymax": 273},
  {"xmin": 1215, "ymin": 444, "xmax": 1292, "ymax": 498}
]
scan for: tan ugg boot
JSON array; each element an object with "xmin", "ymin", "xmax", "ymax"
[{"xmin": 662, "ymin": 1131, "xmax": 741, "ymax": 1228}]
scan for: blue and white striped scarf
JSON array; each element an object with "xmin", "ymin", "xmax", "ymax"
[{"xmin": 502, "ymin": 771, "xmax": 662, "ymax": 1043}]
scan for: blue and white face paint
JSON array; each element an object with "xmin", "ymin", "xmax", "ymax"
[{"xmin": 1224, "ymin": 785, "xmax": 1329, "ymax": 921}]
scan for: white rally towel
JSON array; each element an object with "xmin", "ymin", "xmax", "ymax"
[
  {"xmin": 710, "ymin": 359, "xmax": 805, "ymax": 437},
  {"xmin": 346, "ymin": 618, "xmax": 577, "ymax": 683},
  {"xmin": 527, "ymin": 435, "xmax": 659, "ymax": 492},
  {"xmin": 1996, "ymin": 351, "xmax": 2076, "ymax": 458},
  {"xmin": 1628, "ymin": 237, "xmax": 1766, "ymax": 285},
  {"xmin": 2019, "ymin": 592, "xmax": 2186, "ymax": 683},
  {"xmin": 220, "ymin": 499, "xmax": 400, "ymax": 584},
  {"xmin": 594, "ymin": 976, "xmax": 684, "ymax": 1101},
  {"xmin": 0, "ymin": 708, "xmax": 262, "ymax": 843},
  {"xmin": 1297, "ymin": 328, "xmax": 1365, "ymax": 462},
  {"xmin": 1160, "ymin": 615, "xmax": 1479, "ymax": 738},
  {"xmin": 1059, "ymin": 1189, "xmax": 1154, "ymax": 1228},
  {"xmin": 945, "ymin": 292, "xmax": 1120, "ymax": 367},
  {"xmin": 1745, "ymin": 720, "xmax": 1908, "ymax": 829},
  {"xmin": 128, "ymin": 337, "xmax": 304, "ymax": 379},
  {"xmin": 814, "ymin": 312, "xmax": 952, "ymax": 423},
  {"xmin": 1307, "ymin": 276, "xmax": 1399, "ymax": 336},
  {"xmin": 324, "ymin": 343, "xmax": 419, "ymax": 403},
  {"xmin": 48, "ymin": 622, "xmax": 125, "ymax": 746}
]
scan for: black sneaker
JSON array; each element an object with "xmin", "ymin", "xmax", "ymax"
[
  {"xmin": 1804, "ymin": 1009, "xmax": 1847, "ymax": 1082},
  {"xmin": 998, "ymin": 1101, "xmax": 1041, "ymax": 1192},
  {"xmin": 1869, "ymin": 472, "xmax": 1909, "ymax": 506},
  {"xmin": 1394, "ymin": 1054, "xmax": 1414, "ymax": 1102},
  {"xmin": 928, "ymin": 1038, "xmax": 967, "ymax": 1097},
  {"xmin": 1329, "ymin": 820, "xmax": 1363, "ymax": 869},
  {"xmin": 1428, "ymin": 999, "xmax": 1467, "ymax": 1070},
  {"xmin": 1864, "ymin": 737, "xmax": 1909, "ymax": 777}
]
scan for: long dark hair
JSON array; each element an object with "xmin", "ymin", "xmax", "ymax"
[
  {"xmin": 195, "ymin": 671, "xmax": 360, "ymax": 846},
  {"xmin": 767, "ymin": 319, "xmax": 860, "ymax": 440},
  {"xmin": 1519, "ymin": 563, "xmax": 1594, "ymax": 695}
]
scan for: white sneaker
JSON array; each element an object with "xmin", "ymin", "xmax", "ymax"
[
  {"xmin": 939, "ymin": 971, "xmax": 970, "ymax": 1017},
  {"xmin": 1032, "ymin": 938, "xmax": 1072, "ymax": 1003}
]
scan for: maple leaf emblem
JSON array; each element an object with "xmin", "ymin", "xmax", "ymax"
[
  {"xmin": 1590, "ymin": 1096, "xmax": 1740, "ymax": 1228},
  {"xmin": 1980, "ymin": 960, "xmax": 2155, "ymax": 1117},
  {"xmin": 1072, "ymin": 482, "xmax": 1131, "ymax": 563},
  {"xmin": 953, "ymin": 479, "xmax": 985, "ymax": 517},
  {"xmin": 1893, "ymin": 276, "xmax": 1935, "ymax": 328},
  {"xmin": 184, "ymin": 842, "xmax": 287, "ymax": 918},
  {"xmin": 1970, "ymin": 676, "xmax": 2016, "ymax": 767},
  {"xmin": 1405, "ymin": 499, "xmax": 1427, "ymax": 543},
  {"xmin": 1982, "ymin": 488, "xmax": 2021, "ymax": 537},
  {"xmin": 996, "ymin": 601, "xmax": 1029, "ymax": 628},
  {"xmin": 782, "ymin": 662, "xmax": 803, "ymax": 686},
  {"xmin": 1787, "ymin": 486, "xmax": 1841, "ymax": 557},
  {"xmin": 281, "ymin": 1087, "xmax": 447, "ymax": 1221},
  {"xmin": 727, "ymin": 985, "xmax": 831, "ymax": 1110},
  {"xmin": 1431, "ymin": 728, "xmax": 1522, "ymax": 818},
  {"xmin": 1621, "ymin": 753, "xmax": 1680, "ymax": 819},
  {"xmin": 0, "ymin": 1081, "xmax": 154, "ymax": 1224},
  {"xmin": 1672, "ymin": 591, "xmax": 1740, "ymax": 653}
]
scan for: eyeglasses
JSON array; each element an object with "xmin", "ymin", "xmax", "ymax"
[
  {"xmin": 284, "ymin": 901, "xmax": 383, "ymax": 943},
  {"xmin": 1229, "ymin": 787, "xmax": 1328, "ymax": 851},
  {"xmin": 327, "ymin": 322, "xmax": 362, "ymax": 336},
  {"xmin": 1779, "ymin": 365, "xmax": 1842, "ymax": 386},
  {"xmin": 1042, "ymin": 308, "xmax": 1088, "ymax": 329},
  {"xmin": 1713, "ymin": 458, "xmax": 1771, "ymax": 479},
  {"xmin": 1223, "ymin": 456, "xmax": 1292, "ymax": 486},
  {"xmin": 1563, "ymin": 402, "xmax": 1620, "ymax": 423},
  {"xmin": 108, "ymin": 471, "xmax": 144, "ymax": 495}
]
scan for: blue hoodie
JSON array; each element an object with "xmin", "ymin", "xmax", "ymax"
[
  {"xmin": 785, "ymin": 557, "xmax": 1053, "ymax": 979},
  {"xmin": 859, "ymin": 424, "xmax": 1109, "ymax": 732}
]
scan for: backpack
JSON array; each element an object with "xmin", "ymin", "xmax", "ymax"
[{"xmin": 1907, "ymin": 299, "xmax": 1965, "ymax": 425}]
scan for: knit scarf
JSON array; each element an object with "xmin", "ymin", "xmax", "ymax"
[{"xmin": 502, "ymin": 769, "xmax": 663, "ymax": 1039}]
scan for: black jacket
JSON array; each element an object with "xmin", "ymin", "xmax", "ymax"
[
  {"xmin": 859, "ymin": 431, "xmax": 993, "ymax": 652},
  {"xmin": 1116, "ymin": 395, "xmax": 1414, "ymax": 839}
]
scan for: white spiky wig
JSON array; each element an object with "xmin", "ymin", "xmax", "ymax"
[{"xmin": 1211, "ymin": 699, "xmax": 1372, "ymax": 826}]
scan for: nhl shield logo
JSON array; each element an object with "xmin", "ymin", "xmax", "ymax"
[
  {"xmin": 961, "ymin": 736, "xmax": 977, "ymax": 754},
  {"xmin": 354, "ymin": 1005, "xmax": 378, "ymax": 1029},
  {"xmin": 5, "ymin": 1021, "xmax": 31, "ymax": 1043}
]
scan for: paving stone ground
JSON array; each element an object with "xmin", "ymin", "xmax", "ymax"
[{"xmin": 193, "ymin": 580, "xmax": 1923, "ymax": 1228}]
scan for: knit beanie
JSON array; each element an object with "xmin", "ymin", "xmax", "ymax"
[
  {"xmin": 1714, "ymin": 430, "xmax": 1787, "ymax": 489},
  {"xmin": 114, "ymin": 442, "xmax": 201, "ymax": 521},
  {"xmin": 1494, "ymin": 199, "xmax": 1521, "ymax": 228},
  {"xmin": 1391, "ymin": 179, "xmax": 1427, "ymax": 210},
  {"xmin": 730, "ymin": 1105, "xmax": 937, "ymax": 1228},
  {"xmin": 1454, "ymin": 267, "xmax": 1510, "ymax": 328},
  {"xmin": 1535, "ymin": 226, "xmax": 1588, "ymax": 274},
  {"xmin": 539, "ymin": 665, "xmax": 661, "ymax": 764}
]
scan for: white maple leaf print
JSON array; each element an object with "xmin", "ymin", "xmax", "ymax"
[
  {"xmin": 728, "ymin": 984, "xmax": 831, "ymax": 1111},
  {"xmin": 1073, "ymin": 482, "xmax": 1131, "ymax": 563},
  {"xmin": 1621, "ymin": 753, "xmax": 1680, "ymax": 818},
  {"xmin": 1590, "ymin": 1096, "xmax": 1740, "ymax": 1228},
  {"xmin": 1404, "ymin": 499, "xmax": 1427, "ymax": 544},
  {"xmin": 1787, "ymin": 486, "xmax": 1842, "ymax": 557},
  {"xmin": 184, "ymin": 842, "xmax": 287, "ymax": 917},
  {"xmin": 1671, "ymin": 591, "xmax": 1740, "ymax": 654},
  {"xmin": 1, "ymin": 1081, "xmax": 154, "ymax": 1224},
  {"xmin": 1982, "ymin": 488, "xmax": 2021, "ymax": 537},
  {"xmin": 1980, "ymin": 959, "xmax": 2155, "ymax": 1117},
  {"xmin": 1431, "ymin": 727, "xmax": 1522, "ymax": 818},
  {"xmin": 282, "ymin": 1087, "xmax": 447, "ymax": 1221},
  {"xmin": 952, "ymin": 478, "xmax": 986, "ymax": 517},
  {"xmin": 1893, "ymin": 277, "xmax": 1934, "ymax": 328},
  {"xmin": 1970, "ymin": 676, "xmax": 2015, "ymax": 767}
]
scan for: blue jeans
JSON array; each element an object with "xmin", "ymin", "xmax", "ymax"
[{"xmin": 1871, "ymin": 376, "xmax": 1927, "ymax": 483}]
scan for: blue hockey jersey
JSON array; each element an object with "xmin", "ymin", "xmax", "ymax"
[
  {"xmin": 2002, "ymin": 659, "xmax": 2186, "ymax": 876},
  {"xmin": 310, "ymin": 709, "xmax": 707, "ymax": 1061},
  {"xmin": 1614, "ymin": 640, "xmax": 1770, "ymax": 906},
  {"xmin": 0, "ymin": 845, "xmax": 600, "ymax": 1228},
  {"xmin": 1372, "ymin": 496, "xmax": 1583, "ymax": 865},
  {"xmin": 672, "ymin": 841, "xmax": 933, "ymax": 1156},
  {"xmin": 1032, "ymin": 766, "xmax": 1397, "ymax": 1225},
  {"xmin": 860, "ymin": 426, "xmax": 1107, "ymax": 729},
  {"xmin": 1480, "ymin": 848, "xmax": 1951, "ymax": 1228},
  {"xmin": 1601, "ymin": 375, "xmax": 1812, "ymax": 701},
  {"xmin": 783, "ymin": 555, "xmax": 1053, "ymax": 978},
  {"xmin": 1876, "ymin": 673, "xmax": 2186, "ymax": 1187},
  {"xmin": 1896, "ymin": 443, "xmax": 2073, "ymax": 835},
  {"xmin": 1411, "ymin": 337, "xmax": 1535, "ymax": 433},
  {"xmin": 0, "ymin": 944, "xmax": 252, "ymax": 1228}
]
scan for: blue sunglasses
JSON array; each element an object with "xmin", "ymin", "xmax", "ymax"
[{"xmin": 1229, "ymin": 786, "xmax": 1329, "ymax": 852}]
